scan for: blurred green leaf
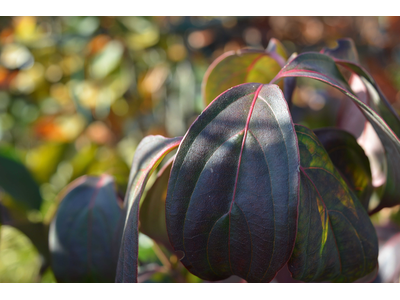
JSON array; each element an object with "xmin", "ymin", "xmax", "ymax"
[
  {"xmin": 0, "ymin": 225, "xmax": 41, "ymax": 283},
  {"xmin": 90, "ymin": 40, "xmax": 124, "ymax": 80},
  {"xmin": 0, "ymin": 147, "xmax": 42, "ymax": 211}
]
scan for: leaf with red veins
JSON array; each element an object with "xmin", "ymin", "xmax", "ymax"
[{"xmin": 166, "ymin": 83, "xmax": 300, "ymax": 283}]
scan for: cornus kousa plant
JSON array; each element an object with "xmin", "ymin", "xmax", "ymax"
[{"xmin": 48, "ymin": 38, "xmax": 400, "ymax": 283}]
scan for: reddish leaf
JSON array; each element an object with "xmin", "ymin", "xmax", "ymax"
[
  {"xmin": 139, "ymin": 156, "xmax": 174, "ymax": 251},
  {"xmin": 272, "ymin": 52, "xmax": 400, "ymax": 214},
  {"xmin": 49, "ymin": 175, "xmax": 123, "ymax": 282},
  {"xmin": 201, "ymin": 49, "xmax": 282, "ymax": 106},
  {"xmin": 115, "ymin": 135, "xmax": 182, "ymax": 283},
  {"xmin": 166, "ymin": 83, "xmax": 300, "ymax": 283},
  {"xmin": 289, "ymin": 125, "xmax": 378, "ymax": 282},
  {"xmin": 314, "ymin": 128, "xmax": 373, "ymax": 211}
]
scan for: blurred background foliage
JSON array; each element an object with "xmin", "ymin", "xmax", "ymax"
[{"xmin": 1, "ymin": 16, "xmax": 400, "ymax": 282}]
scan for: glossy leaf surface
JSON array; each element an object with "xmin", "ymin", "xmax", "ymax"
[
  {"xmin": 202, "ymin": 49, "xmax": 282, "ymax": 105},
  {"xmin": 49, "ymin": 175, "xmax": 123, "ymax": 282},
  {"xmin": 314, "ymin": 128, "xmax": 373, "ymax": 210},
  {"xmin": 139, "ymin": 156, "xmax": 174, "ymax": 251},
  {"xmin": 272, "ymin": 52, "xmax": 400, "ymax": 214},
  {"xmin": 289, "ymin": 125, "xmax": 378, "ymax": 282},
  {"xmin": 166, "ymin": 83, "xmax": 300, "ymax": 283},
  {"xmin": 0, "ymin": 147, "xmax": 42, "ymax": 211},
  {"xmin": 116, "ymin": 135, "xmax": 182, "ymax": 283}
]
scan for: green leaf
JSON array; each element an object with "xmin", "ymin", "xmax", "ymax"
[
  {"xmin": 289, "ymin": 125, "xmax": 378, "ymax": 282},
  {"xmin": 139, "ymin": 156, "xmax": 174, "ymax": 251},
  {"xmin": 49, "ymin": 175, "xmax": 123, "ymax": 282},
  {"xmin": 272, "ymin": 52, "xmax": 400, "ymax": 214},
  {"xmin": 116, "ymin": 135, "xmax": 182, "ymax": 283},
  {"xmin": 0, "ymin": 202, "xmax": 51, "ymax": 274},
  {"xmin": 166, "ymin": 83, "xmax": 300, "ymax": 283},
  {"xmin": 314, "ymin": 128, "xmax": 373, "ymax": 211},
  {"xmin": 202, "ymin": 49, "xmax": 282, "ymax": 106},
  {"xmin": 0, "ymin": 147, "xmax": 42, "ymax": 211}
]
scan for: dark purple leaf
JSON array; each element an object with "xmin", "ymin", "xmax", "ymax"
[
  {"xmin": 314, "ymin": 128, "xmax": 373, "ymax": 211},
  {"xmin": 49, "ymin": 175, "xmax": 123, "ymax": 282},
  {"xmin": 321, "ymin": 39, "xmax": 400, "ymax": 212},
  {"xmin": 272, "ymin": 52, "xmax": 400, "ymax": 214},
  {"xmin": 289, "ymin": 125, "xmax": 378, "ymax": 282},
  {"xmin": 116, "ymin": 135, "xmax": 182, "ymax": 283},
  {"xmin": 166, "ymin": 83, "xmax": 300, "ymax": 283}
]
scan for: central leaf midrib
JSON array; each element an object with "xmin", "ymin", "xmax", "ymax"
[{"xmin": 227, "ymin": 84, "xmax": 263, "ymax": 275}]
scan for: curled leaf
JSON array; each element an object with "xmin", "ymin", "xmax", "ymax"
[
  {"xmin": 322, "ymin": 39, "xmax": 400, "ymax": 212},
  {"xmin": 272, "ymin": 52, "xmax": 400, "ymax": 214},
  {"xmin": 166, "ymin": 83, "xmax": 300, "ymax": 283},
  {"xmin": 116, "ymin": 135, "xmax": 182, "ymax": 283},
  {"xmin": 139, "ymin": 156, "xmax": 174, "ymax": 251},
  {"xmin": 49, "ymin": 175, "xmax": 123, "ymax": 282}
]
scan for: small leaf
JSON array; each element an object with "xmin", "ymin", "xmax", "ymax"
[
  {"xmin": 116, "ymin": 135, "xmax": 182, "ymax": 283},
  {"xmin": 272, "ymin": 52, "xmax": 400, "ymax": 214},
  {"xmin": 321, "ymin": 38, "xmax": 360, "ymax": 63},
  {"xmin": 166, "ymin": 83, "xmax": 300, "ymax": 283},
  {"xmin": 202, "ymin": 49, "xmax": 282, "ymax": 105},
  {"xmin": 289, "ymin": 125, "xmax": 378, "ymax": 282},
  {"xmin": 266, "ymin": 38, "xmax": 289, "ymax": 62},
  {"xmin": 49, "ymin": 175, "xmax": 123, "ymax": 282},
  {"xmin": 139, "ymin": 156, "xmax": 174, "ymax": 251},
  {"xmin": 314, "ymin": 128, "xmax": 373, "ymax": 210},
  {"xmin": 0, "ymin": 147, "xmax": 42, "ymax": 211}
]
